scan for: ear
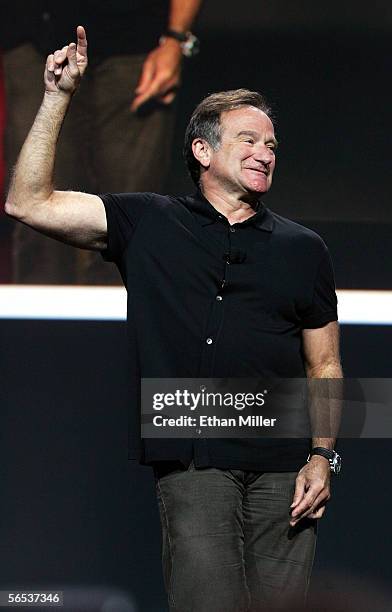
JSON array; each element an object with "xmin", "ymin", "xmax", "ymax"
[{"xmin": 191, "ymin": 138, "xmax": 212, "ymax": 170}]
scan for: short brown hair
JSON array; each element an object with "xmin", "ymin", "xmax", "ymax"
[{"xmin": 183, "ymin": 89, "xmax": 273, "ymax": 185}]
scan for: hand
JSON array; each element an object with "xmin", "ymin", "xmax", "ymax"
[
  {"xmin": 289, "ymin": 456, "xmax": 331, "ymax": 527},
  {"xmin": 131, "ymin": 38, "xmax": 182, "ymax": 112},
  {"xmin": 44, "ymin": 25, "xmax": 88, "ymax": 95}
]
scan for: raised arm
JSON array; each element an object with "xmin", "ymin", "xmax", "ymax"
[{"xmin": 4, "ymin": 26, "xmax": 107, "ymax": 251}]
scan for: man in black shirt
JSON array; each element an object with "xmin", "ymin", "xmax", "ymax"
[{"xmin": 5, "ymin": 27, "xmax": 343, "ymax": 612}]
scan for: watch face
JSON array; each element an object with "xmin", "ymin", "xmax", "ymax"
[
  {"xmin": 183, "ymin": 34, "xmax": 200, "ymax": 57},
  {"xmin": 332, "ymin": 453, "xmax": 342, "ymax": 474}
]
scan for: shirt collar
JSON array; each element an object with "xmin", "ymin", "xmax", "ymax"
[{"xmin": 186, "ymin": 189, "xmax": 275, "ymax": 232}]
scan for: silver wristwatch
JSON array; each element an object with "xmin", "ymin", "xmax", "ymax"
[
  {"xmin": 159, "ymin": 29, "xmax": 200, "ymax": 57},
  {"xmin": 307, "ymin": 447, "xmax": 342, "ymax": 474}
]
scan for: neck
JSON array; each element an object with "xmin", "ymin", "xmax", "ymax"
[{"xmin": 199, "ymin": 184, "xmax": 260, "ymax": 224}]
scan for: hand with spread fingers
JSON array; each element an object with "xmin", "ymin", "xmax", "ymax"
[
  {"xmin": 44, "ymin": 25, "xmax": 88, "ymax": 95},
  {"xmin": 289, "ymin": 455, "xmax": 331, "ymax": 527},
  {"xmin": 131, "ymin": 37, "xmax": 182, "ymax": 112}
]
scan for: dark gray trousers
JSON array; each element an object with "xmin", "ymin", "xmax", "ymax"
[
  {"xmin": 154, "ymin": 461, "xmax": 317, "ymax": 612},
  {"xmin": 3, "ymin": 43, "xmax": 176, "ymax": 284}
]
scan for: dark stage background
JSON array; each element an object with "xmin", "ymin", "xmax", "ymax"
[{"xmin": 1, "ymin": 1, "xmax": 391, "ymax": 610}]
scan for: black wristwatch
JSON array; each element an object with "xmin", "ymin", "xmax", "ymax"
[
  {"xmin": 307, "ymin": 447, "xmax": 342, "ymax": 474},
  {"xmin": 159, "ymin": 29, "xmax": 200, "ymax": 57}
]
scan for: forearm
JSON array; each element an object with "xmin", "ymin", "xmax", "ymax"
[
  {"xmin": 168, "ymin": 0, "xmax": 203, "ymax": 32},
  {"xmin": 306, "ymin": 360, "xmax": 343, "ymax": 451},
  {"xmin": 5, "ymin": 91, "xmax": 72, "ymax": 219}
]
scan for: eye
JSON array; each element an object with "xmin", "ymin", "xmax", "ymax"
[{"xmin": 244, "ymin": 138, "xmax": 254, "ymax": 144}]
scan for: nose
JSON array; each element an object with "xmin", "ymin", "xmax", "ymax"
[{"xmin": 253, "ymin": 144, "xmax": 274, "ymax": 166}]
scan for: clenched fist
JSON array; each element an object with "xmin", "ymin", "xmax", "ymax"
[{"xmin": 44, "ymin": 25, "xmax": 88, "ymax": 95}]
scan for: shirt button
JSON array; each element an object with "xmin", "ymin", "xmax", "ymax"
[
  {"xmin": 216, "ymin": 295, "xmax": 223, "ymax": 301},
  {"xmin": 230, "ymin": 227, "xmax": 236, "ymax": 233},
  {"xmin": 206, "ymin": 338, "xmax": 213, "ymax": 345}
]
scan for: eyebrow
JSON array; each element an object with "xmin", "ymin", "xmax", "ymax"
[{"xmin": 236, "ymin": 130, "xmax": 279, "ymax": 148}]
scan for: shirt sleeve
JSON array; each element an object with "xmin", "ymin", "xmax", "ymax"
[
  {"xmin": 98, "ymin": 192, "xmax": 152, "ymax": 263},
  {"xmin": 301, "ymin": 243, "xmax": 338, "ymax": 328}
]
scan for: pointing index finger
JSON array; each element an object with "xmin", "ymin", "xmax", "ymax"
[{"xmin": 76, "ymin": 25, "xmax": 88, "ymax": 57}]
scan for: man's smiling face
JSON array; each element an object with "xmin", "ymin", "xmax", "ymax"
[{"xmin": 206, "ymin": 106, "xmax": 277, "ymax": 197}]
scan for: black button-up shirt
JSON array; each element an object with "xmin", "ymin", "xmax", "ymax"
[{"xmin": 100, "ymin": 190, "xmax": 338, "ymax": 471}]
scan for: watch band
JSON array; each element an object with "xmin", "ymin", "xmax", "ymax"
[
  {"xmin": 310, "ymin": 447, "xmax": 335, "ymax": 461},
  {"xmin": 165, "ymin": 29, "xmax": 188, "ymax": 43}
]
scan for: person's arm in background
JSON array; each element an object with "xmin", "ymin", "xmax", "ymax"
[
  {"xmin": 4, "ymin": 26, "xmax": 107, "ymax": 251},
  {"xmin": 289, "ymin": 321, "xmax": 343, "ymax": 526},
  {"xmin": 131, "ymin": 0, "xmax": 203, "ymax": 111}
]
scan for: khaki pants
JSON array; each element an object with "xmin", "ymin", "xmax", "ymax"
[{"xmin": 3, "ymin": 44, "xmax": 176, "ymax": 284}]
